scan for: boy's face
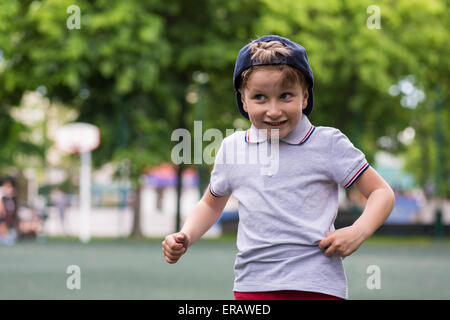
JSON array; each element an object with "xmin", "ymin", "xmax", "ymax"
[{"xmin": 240, "ymin": 66, "xmax": 308, "ymax": 139}]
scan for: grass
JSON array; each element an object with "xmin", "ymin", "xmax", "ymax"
[
  {"xmin": 46, "ymin": 233, "xmax": 450, "ymax": 245},
  {"xmin": 1, "ymin": 235, "xmax": 449, "ymax": 300}
]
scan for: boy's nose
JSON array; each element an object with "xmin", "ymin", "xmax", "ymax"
[{"xmin": 266, "ymin": 100, "xmax": 283, "ymax": 118}]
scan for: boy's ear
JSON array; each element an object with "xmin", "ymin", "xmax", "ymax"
[{"xmin": 301, "ymin": 89, "xmax": 309, "ymax": 110}]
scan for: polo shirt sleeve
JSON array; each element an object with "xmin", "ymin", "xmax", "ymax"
[
  {"xmin": 330, "ymin": 129, "xmax": 370, "ymax": 189},
  {"xmin": 209, "ymin": 141, "xmax": 232, "ymax": 197}
]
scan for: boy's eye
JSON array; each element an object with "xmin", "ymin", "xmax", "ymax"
[
  {"xmin": 253, "ymin": 94, "xmax": 266, "ymax": 101},
  {"xmin": 281, "ymin": 92, "xmax": 292, "ymax": 99}
]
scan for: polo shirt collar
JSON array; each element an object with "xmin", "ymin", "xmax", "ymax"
[{"xmin": 245, "ymin": 115, "xmax": 316, "ymax": 145}]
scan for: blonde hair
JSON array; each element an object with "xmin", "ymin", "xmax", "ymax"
[{"xmin": 239, "ymin": 40, "xmax": 308, "ymax": 92}]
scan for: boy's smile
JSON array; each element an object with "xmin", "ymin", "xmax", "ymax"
[{"xmin": 240, "ymin": 66, "xmax": 309, "ymax": 139}]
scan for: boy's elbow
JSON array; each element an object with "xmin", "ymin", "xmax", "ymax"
[{"xmin": 385, "ymin": 185, "xmax": 396, "ymax": 211}]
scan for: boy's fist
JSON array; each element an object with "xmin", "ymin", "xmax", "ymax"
[
  {"xmin": 318, "ymin": 225, "xmax": 365, "ymax": 258},
  {"xmin": 162, "ymin": 232, "xmax": 190, "ymax": 264}
]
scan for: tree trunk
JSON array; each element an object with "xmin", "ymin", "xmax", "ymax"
[
  {"xmin": 175, "ymin": 97, "xmax": 188, "ymax": 233},
  {"xmin": 175, "ymin": 163, "xmax": 184, "ymax": 232},
  {"xmin": 130, "ymin": 183, "xmax": 143, "ymax": 238}
]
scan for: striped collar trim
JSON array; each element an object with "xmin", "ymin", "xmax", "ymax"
[
  {"xmin": 245, "ymin": 115, "xmax": 316, "ymax": 145},
  {"xmin": 295, "ymin": 125, "xmax": 316, "ymax": 145}
]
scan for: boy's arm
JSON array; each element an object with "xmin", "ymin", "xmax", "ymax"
[
  {"xmin": 162, "ymin": 184, "xmax": 230, "ymax": 264},
  {"xmin": 319, "ymin": 167, "xmax": 395, "ymax": 257},
  {"xmin": 351, "ymin": 167, "xmax": 396, "ymax": 239},
  {"xmin": 180, "ymin": 186, "xmax": 231, "ymax": 247}
]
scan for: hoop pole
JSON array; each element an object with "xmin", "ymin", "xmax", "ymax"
[{"xmin": 79, "ymin": 151, "xmax": 91, "ymax": 243}]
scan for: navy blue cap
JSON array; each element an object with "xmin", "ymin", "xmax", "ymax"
[{"xmin": 233, "ymin": 35, "xmax": 314, "ymax": 119}]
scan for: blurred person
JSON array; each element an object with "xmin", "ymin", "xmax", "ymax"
[
  {"xmin": 0, "ymin": 185, "xmax": 8, "ymax": 242},
  {"xmin": 51, "ymin": 189, "xmax": 68, "ymax": 235},
  {"xmin": 162, "ymin": 35, "xmax": 395, "ymax": 300},
  {"xmin": 0, "ymin": 178, "xmax": 18, "ymax": 245},
  {"xmin": 18, "ymin": 206, "xmax": 42, "ymax": 239}
]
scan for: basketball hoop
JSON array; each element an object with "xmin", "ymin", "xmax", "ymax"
[
  {"xmin": 54, "ymin": 122, "xmax": 100, "ymax": 243},
  {"xmin": 55, "ymin": 123, "xmax": 100, "ymax": 154}
]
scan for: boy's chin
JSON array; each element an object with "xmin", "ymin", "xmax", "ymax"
[{"xmin": 266, "ymin": 128, "xmax": 289, "ymax": 140}]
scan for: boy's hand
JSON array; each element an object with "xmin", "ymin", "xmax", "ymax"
[
  {"xmin": 318, "ymin": 225, "xmax": 366, "ymax": 258},
  {"xmin": 162, "ymin": 232, "xmax": 190, "ymax": 264}
]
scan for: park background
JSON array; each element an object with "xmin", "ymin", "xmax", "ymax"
[{"xmin": 0, "ymin": 0, "xmax": 449, "ymax": 299}]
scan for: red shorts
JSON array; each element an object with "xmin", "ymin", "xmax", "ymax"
[{"xmin": 234, "ymin": 290, "xmax": 343, "ymax": 300}]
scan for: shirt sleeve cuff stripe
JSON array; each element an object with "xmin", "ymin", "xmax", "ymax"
[
  {"xmin": 209, "ymin": 184, "xmax": 222, "ymax": 197},
  {"xmin": 344, "ymin": 162, "xmax": 370, "ymax": 188}
]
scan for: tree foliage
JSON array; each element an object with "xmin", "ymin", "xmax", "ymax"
[{"xmin": 0, "ymin": 0, "xmax": 448, "ymax": 198}]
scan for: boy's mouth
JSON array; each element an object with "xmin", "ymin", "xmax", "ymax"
[{"xmin": 264, "ymin": 120, "xmax": 288, "ymax": 128}]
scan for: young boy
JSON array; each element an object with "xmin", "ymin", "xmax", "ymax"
[{"xmin": 162, "ymin": 35, "xmax": 395, "ymax": 300}]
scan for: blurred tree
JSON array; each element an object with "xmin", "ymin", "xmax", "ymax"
[
  {"xmin": 253, "ymin": 0, "xmax": 449, "ymax": 194},
  {"xmin": 0, "ymin": 110, "xmax": 42, "ymax": 174},
  {"xmin": 0, "ymin": 0, "xmax": 448, "ymax": 238},
  {"xmin": 0, "ymin": 0, "xmax": 258, "ymax": 235}
]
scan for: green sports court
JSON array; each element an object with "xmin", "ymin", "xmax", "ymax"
[{"xmin": 1, "ymin": 236, "xmax": 449, "ymax": 300}]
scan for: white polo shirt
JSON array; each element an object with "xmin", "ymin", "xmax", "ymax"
[{"xmin": 209, "ymin": 115, "xmax": 369, "ymax": 299}]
